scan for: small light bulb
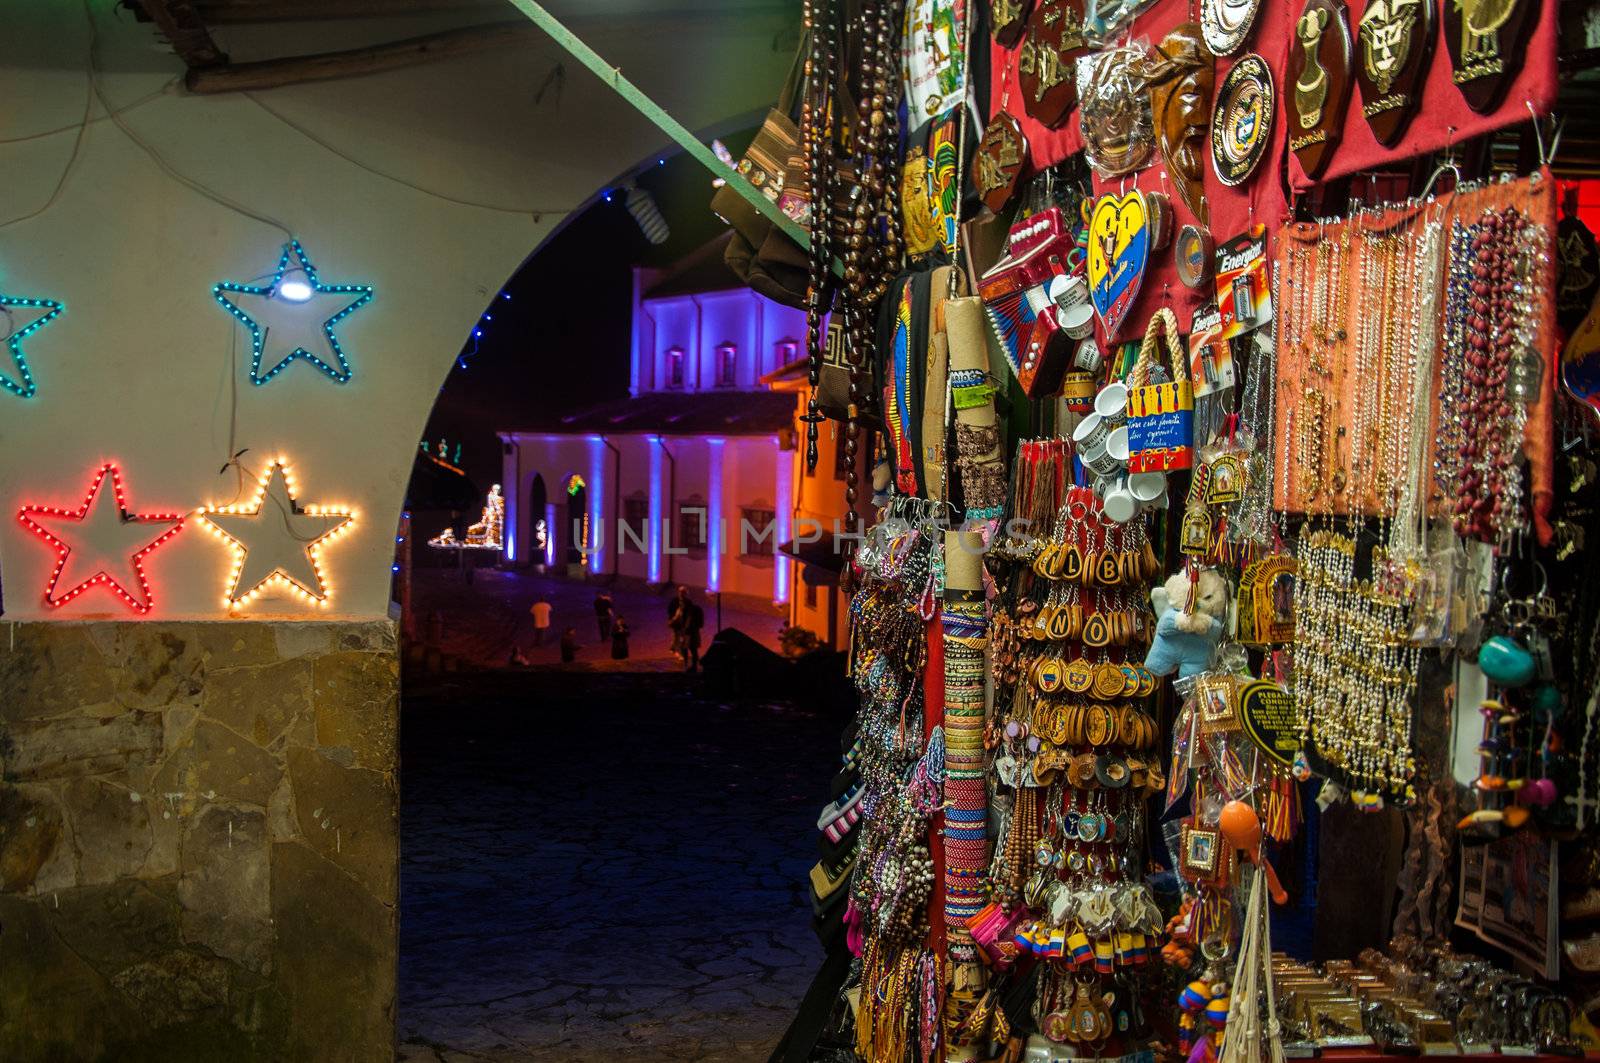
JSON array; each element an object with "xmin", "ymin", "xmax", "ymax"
[{"xmin": 278, "ymin": 277, "xmax": 314, "ymax": 302}]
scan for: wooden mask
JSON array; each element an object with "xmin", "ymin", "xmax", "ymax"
[
  {"xmin": 1286, "ymin": 0, "xmax": 1353, "ymax": 179},
  {"xmin": 1444, "ymin": 0, "xmax": 1539, "ymax": 112},
  {"xmin": 1144, "ymin": 24, "xmax": 1215, "ymax": 225},
  {"xmin": 1355, "ymin": 0, "xmax": 1434, "ymax": 144},
  {"xmin": 1018, "ymin": 0, "xmax": 1089, "ymax": 127}
]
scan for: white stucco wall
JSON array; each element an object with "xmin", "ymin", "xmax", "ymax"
[{"xmin": 0, "ymin": 0, "xmax": 791, "ymax": 620}]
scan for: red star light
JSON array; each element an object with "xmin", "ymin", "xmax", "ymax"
[{"xmin": 17, "ymin": 463, "xmax": 185, "ymax": 614}]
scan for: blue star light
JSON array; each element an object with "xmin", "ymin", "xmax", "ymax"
[
  {"xmin": 0, "ymin": 292, "xmax": 65, "ymax": 399},
  {"xmin": 213, "ymin": 240, "xmax": 374, "ymax": 386}
]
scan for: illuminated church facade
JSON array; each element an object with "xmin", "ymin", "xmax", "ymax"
[{"xmin": 497, "ymin": 238, "xmax": 852, "ymax": 645}]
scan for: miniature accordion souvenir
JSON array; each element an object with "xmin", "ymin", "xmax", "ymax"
[{"xmin": 978, "ymin": 208, "xmax": 1080, "ymax": 399}]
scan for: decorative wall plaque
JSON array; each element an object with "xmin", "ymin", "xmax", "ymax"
[
  {"xmin": 975, "ymin": 113, "xmax": 1029, "ymax": 213},
  {"xmin": 1558, "ymin": 215, "xmax": 1600, "ymax": 334},
  {"xmin": 1202, "ymin": 0, "xmax": 1264, "ymax": 55},
  {"xmin": 1286, "ymin": 0, "xmax": 1353, "ymax": 179},
  {"xmin": 1144, "ymin": 23, "xmax": 1214, "ymax": 224},
  {"xmin": 1356, "ymin": 0, "xmax": 1434, "ymax": 144},
  {"xmin": 1445, "ymin": 0, "xmax": 1538, "ymax": 112},
  {"xmin": 1080, "ymin": 45, "xmax": 1156, "ymax": 177},
  {"xmin": 1086, "ymin": 191, "xmax": 1151, "ymax": 336},
  {"xmin": 993, "ymin": 0, "xmax": 1035, "ymax": 47},
  {"xmin": 1019, "ymin": 0, "xmax": 1089, "ymax": 127},
  {"xmin": 1211, "ymin": 53, "xmax": 1274, "ymax": 186},
  {"xmin": 1238, "ymin": 680, "xmax": 1300, "ymax": 765}
]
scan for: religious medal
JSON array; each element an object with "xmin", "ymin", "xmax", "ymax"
[
  {"xmin": 1202, "ymin": 0, "xmax": 1264, "ymax": 55},
  {"xmin": 1445, "ymin": 0, "xmax": 1539, "ymax": 112},
  {"xmin": 1087, "ymin": 191, "xmax": 1151, "ymax": 337},
  {"xmin": 1356, "ymin": 0, "xmax": 1434, "ymax": 144},
  {"xmin": 993, "ymin": 0, "xmax": 1035, "ymax": 47},
  {"xmin": 1019, "ymin": 0, "xmax": 1089, "ymax": 127},
  {"xmin": 1144, "ymin": 23, "xmax": 1214, "ymax": 224},
  {"xmin": 975, "ymin": 113, "xmax": 1029, "ymax": 213},
  {"xmin": 1286, "ymin": 0, "xmax": 1353, "ymax": 179},
  {"xmin": 1211, "ymin": 53, "xmax": 1275, "ymax": 186}
]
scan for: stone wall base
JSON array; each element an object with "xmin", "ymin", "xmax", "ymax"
[{"xmin": 0, "ymin": 620, "xmax": 399, "ymax": 1062}]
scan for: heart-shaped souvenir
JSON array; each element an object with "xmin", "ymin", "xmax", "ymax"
[{"xmin": 1086, "ymin": 191, "xmax": 1150, "ymax": 338}]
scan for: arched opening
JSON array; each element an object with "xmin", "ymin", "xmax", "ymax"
[{"xmin": 396, "ymin": 152, "xmax": 848, "ymax": 1061}]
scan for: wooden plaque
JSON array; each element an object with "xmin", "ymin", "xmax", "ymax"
[
  {"xmin": 1286, "ymin": 0, "xmax": 1354, "ymax": 179},
  {"xmin": 1211, "ymin": 53, "xmax": 1275, "ymax": 186},
  {"xmin": 1444, "ymin": 0, "xmax": 1540, "ymax": 113},
  {"xmin": 1355, "ymin": 0, "xmax": 1435, "ymax": 145},
  {"xmin": 1018, "ymin": 0, "xmax": 1089, "ymax": 127},
  {"xmin": 992, "ymin": 0, "xmax": 1035, "ymax": 47},
  {"xmin": 975, "ymin": 112, "xmax": 1029, "ymax": 213}
]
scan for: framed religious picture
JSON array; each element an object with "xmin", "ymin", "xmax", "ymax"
[
  {"xmin": 1196, "ymin": 672, "xmax": 1240, "ymax": 734},
  {"xmin": 1181, "ymin": 823, "xmax": 1222, "ymax": 879}
]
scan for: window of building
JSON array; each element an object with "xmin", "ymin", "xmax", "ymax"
[
  {"xmin": 716, "ymin": 343, "xmax": 738, "ymax": 387},
  {"xmin": 741, "ymin": 506, "xmax": 775, "ymax": 557},
  {"xmin": 773, "ymin": 338, "xmax": 799, "ymax": 371},
  {"xmin": 675, "ymin": 501, "xmax": 707, "ymax": 553},
  {"xmin": 665, "ymin": 346, "xmax": 685, "ymax": 389},
  {"xmin": 805, "ymin": 580, "xmax": 819, "ymax": 608},
  {"xmin": 622, "ymin": 494, "xmax": 649, "ymax": 551}
]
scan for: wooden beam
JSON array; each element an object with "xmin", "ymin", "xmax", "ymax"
[
  {"xmin": 194, "ymin": 0, "xmax": 503, "ymax": 22},
  {"xmin": 137, "ymin": 0, "xmax": 228, "ymax": 69},
  {"xmin": 183, "ymin": 19, "xmax": 540, "ymax": 93},
  {"xmin": 501, "ymin": 0, "xmax": 839, "ymax": 275}
]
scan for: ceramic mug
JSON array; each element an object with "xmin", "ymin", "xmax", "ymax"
[
  {"xmin": 1106, "ymin": 425, "xmax": 1130, "ymax": 467},
  {"xmin": 1072, "ymin": 411, "xmax": 1109, "ymax": 454},
  {"xmin": 1095, "ymin": 380, "xmax": 1129, "ymax": 424},
  {"xmin": 1075, "ymin": 337, "xmax": 1103, "ymax": 373},
  {"xmin": 1082, "ymin": 439, "xmax": 1121, "ymax": 477},
  {"xmin": 1128, "ymin": 470, "xmax": 1169, "ymax": 510},
  {"xmin": 1102, "ymin": 476, "xmax": 1137, "ymax": 523}
]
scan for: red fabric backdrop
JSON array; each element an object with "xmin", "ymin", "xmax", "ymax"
[
  {"xmin": 987, "ymin": 0, "xmax": 1558, "ymax": 342},
  {"xmin": 991, "ymin": 0, "xmax": 1294, "ymax": 343}
]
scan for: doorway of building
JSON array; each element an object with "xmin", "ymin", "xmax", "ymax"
[{"xmin": 528, "ymin": 473, "xmax": 548, "ymax": 568}]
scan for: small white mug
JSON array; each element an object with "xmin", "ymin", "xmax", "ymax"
[
  {"xmin": 1071, "ymin": 412, "xmax": 1108, "ymax": 453},
  {"xmin": 1094, "ymin": 380, "xmax": 1129, "ymax": 424},
  {"xmin": 1102, "ymin": 476, "xmax": 1138, "ymax": 523}
]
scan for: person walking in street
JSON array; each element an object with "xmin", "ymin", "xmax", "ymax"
[
  {"xmin": 667, "ymin": 587, "xmax": 688, "ymax": 661},
  {"xmin": 560, "ymin": 627, "xmax": 579, "ymax": 664},
  {"xmin": 671, "ymin": 586, "xmax": 705, "ymax": 672},
  {"xmin": 610, "ymin": 615, "xmax": 630, "ymax": 660},
  {"xmin": 594, "ymin": 591, "xmax": 614, "ymax": 640},
  {"xmin": 529, "ymin": 596, "xmax": 552, "ymax": 646}
]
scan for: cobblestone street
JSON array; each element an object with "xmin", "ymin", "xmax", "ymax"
[{"xmin": 398, "ymin": 671, "xmax": 841, "ymax": 1061}]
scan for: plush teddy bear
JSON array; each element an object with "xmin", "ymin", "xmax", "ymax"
[{"xmin": 1145, "ymin": 568, "xmax": 1229, "ymax": 680}]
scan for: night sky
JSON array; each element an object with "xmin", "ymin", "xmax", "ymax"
[{"xmin": 417, "ymin": 129, "xmax": 757, "ymax": 497}]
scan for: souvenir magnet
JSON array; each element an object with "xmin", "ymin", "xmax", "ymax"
[
  {"xmin": 1175, "ymin": 225, "xmax": 1214, "ymax": 288},
  {"xmin": 1286, "ymin": 0, "xmax": 1354, "ymax": 179},
  {"xmin": 1211, "ymin": 54, "xmax": 1275, "ymax": 186}
]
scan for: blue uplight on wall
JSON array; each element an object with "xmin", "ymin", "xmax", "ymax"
[
  {"xmin": 212, "ymin": 241, "xmax": 374, "ymax": 386},
  {"xmin": 0, "ymin": 292, "xmax": 65, "ymax": 399}
]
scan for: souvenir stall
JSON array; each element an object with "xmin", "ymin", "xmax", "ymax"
[{"xmin": 734, "ymin": 0, "xmax": 1600, "ymax": 1061}]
